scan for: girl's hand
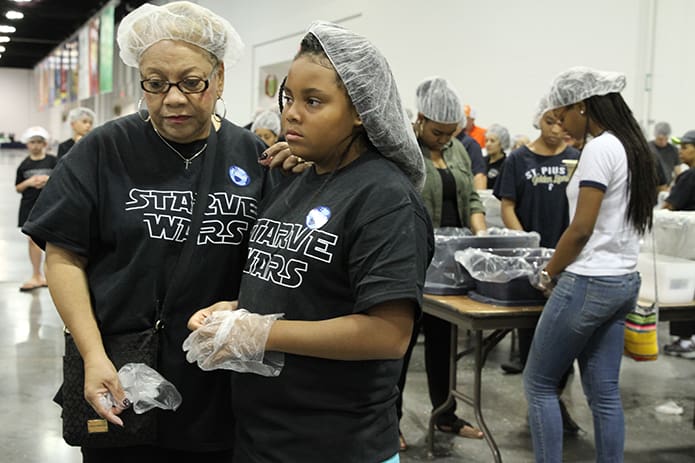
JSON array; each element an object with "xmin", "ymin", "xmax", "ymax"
[{"xmin": 187, "ymin": 300, "xmax": 238, "ymax": 330}]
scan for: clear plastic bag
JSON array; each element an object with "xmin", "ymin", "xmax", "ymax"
[
  {"xmin": 641, "ymin": 210, "xmax": 695, "ymax": 260},
  {"xmin": 455, "ymin": 247, "xmax": 554, "ymax": 283},
  {"xmin": 425, "ymin": 227, "xmax": 542, "ymax": 293},
  {"xmin": 99, "ymin": 363, "xmax": 182, "ymax": 414}
]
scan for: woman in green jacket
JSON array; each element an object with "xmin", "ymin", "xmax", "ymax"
[{"xmin": 397, "ymin": 77, "xmax": 486, "ymax": 450}]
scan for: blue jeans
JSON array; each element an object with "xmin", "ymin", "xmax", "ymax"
[{"xmin": 523, "ymin": 271, "xmax": 640, "ymax": 463}]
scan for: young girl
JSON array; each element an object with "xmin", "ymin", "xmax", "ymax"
[
  {"xmin": 15, "ymin": 126, "xmax": 56, "ymax": 291},
  {"xmin": 523, "ymin": 67, "xmax": 657, "ymax": 462},
  {"xmin": 186, "ymin": 21, "xmax": 433, "ymax": 463}
]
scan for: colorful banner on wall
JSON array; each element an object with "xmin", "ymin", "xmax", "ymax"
[
  {"xmin": 78, "ymin": 26, "xmax": 90, "ymax": 100},
  {"xmin": 99, "ymin": 5, "xmax": 114, "ymax": 93},
  {"xmin": 89, "ymin": 17, "xmax": 100, "ymax": 97}
]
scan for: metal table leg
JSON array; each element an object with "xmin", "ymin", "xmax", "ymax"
[{"xmin": 427, "ymin": 325, "xmax": 510, "ymax": 462}]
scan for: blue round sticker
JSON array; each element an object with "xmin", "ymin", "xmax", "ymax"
[
  {"xmin": 228, "ymin": 166, "xmax": 250, "ymax": 186},
  {"xmin": 306, "ymin": 206, "xmax": 331, "ymax": 229}
]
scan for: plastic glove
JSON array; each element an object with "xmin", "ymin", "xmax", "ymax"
[
  {"xmin": 99, "ymin": 363, "xmax": 182, "ymax": 414},
  {"xmin": 182, "ymin": 309, "xmax": 284, "ymax": 377}
]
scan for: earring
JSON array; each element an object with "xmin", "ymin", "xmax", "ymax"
[
  {"xmin": 579, "ymin": 110, "xmax": 585, "ymax": 115},
  {"xmin": 214, "ymin": 97, "xmax": 227, "ymax": 122},
  {"xmin": 137, "ymin": 97, "xmax": 150, "ymax": 122}
]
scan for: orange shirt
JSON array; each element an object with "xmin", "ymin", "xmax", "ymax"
[{"xmin": 468, "ymin": 125, "xmax": 487, "ymax": 148}]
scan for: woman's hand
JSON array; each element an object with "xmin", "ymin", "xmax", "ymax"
[
  {"xmin": 187, "ymin": 300, "xmax": 238, "ymax": 330},
  {"xmin": 259, "ymin": 141, "xmax": 312, "ymax": 174},
  {"xmin": 82, "ymin": 354, "xmax": 129, "ymax": 427}
]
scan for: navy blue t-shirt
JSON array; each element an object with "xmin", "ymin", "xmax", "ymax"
[
  {"xmin": 455, "ymin": 132, "xmax": 486, "ymax": 175},
  {"xmin": 666, "ymin": 168, "xmax": 695, "ymax": 210},
  {"xmin": 493, "ymin": 145, "xmax": 579, "ymax": 247}
]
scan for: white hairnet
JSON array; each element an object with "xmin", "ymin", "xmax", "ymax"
[
  {"xmin": 21, "ymin": 126, "xmax": 49, "ymax": 143},
  {"xmin": 117, "ymin": 1, "xmax": 244, "ymax": 68},
  {"xmin": 532, "ymin": 94, "xmax": 550, "ymax": 129},
  {"xmin": 68, "ymin": 107, "xmax": 95, "ymax": 123},
  {"xmin": 415, "ymin": 77, "xmax": 463, "ymax": 124},
  {"xmin": 251, "ymin": 110, "xmax": 281, "ymax": 135},
  {"xmin": 307, "ymin": 21, "xmax": 425, "ymax": 190},
  {"xmin": 546, "ymin": 66, "xmax": 626, "ymax": 111},
  {"xmin": 486, "ymin": 124, "xmax": 510, "ymax": 151}
]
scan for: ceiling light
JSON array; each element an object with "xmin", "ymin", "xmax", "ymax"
[
  {"xmin": 0, "ymin": 46, "xmax": 5, "ymax": 52},
  {"xmin": 11, "ymin": 0, "xmax": 32, "ymax": 3},
  {"xmin": 0, "ymin": 36, "xmax": 10, "ymax": 43},
  {"xmin": 0, "ymin": 25, "xmax": 16, "ymax": 33},
  {"xmin": 6, "ymin": 11, "xmax": 24, "ymax": 20}
]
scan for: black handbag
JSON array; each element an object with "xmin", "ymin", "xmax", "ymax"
[{"xmin": 61, "ymin": 328, "xmax": 159, "ymax": 447}]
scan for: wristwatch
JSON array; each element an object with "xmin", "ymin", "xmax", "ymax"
[{"xmin": 538, "ymin": 269, "xmax": 554, "ymax": 290}]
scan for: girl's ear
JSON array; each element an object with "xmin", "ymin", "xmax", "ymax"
[
  {"xmin": 352, "ymin": 106, "xmax": 363, "ymax": 127},
  {"xmin": 576, "ymin": 101, "xmax": 586, "ymax": 116}
]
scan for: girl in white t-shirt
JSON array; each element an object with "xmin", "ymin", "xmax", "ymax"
[{"xmin": 523, "ymin": 67, "xmax": 658, "ymax": 463}]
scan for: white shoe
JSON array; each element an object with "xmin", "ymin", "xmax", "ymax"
[{"xmin": 655, "ymin": 400, "xmax": 684, "ymax": 415}]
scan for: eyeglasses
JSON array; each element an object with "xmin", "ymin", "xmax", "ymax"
[{"xmin": 140, "ymin": 69, "xmax": 215, "ymax": 94}]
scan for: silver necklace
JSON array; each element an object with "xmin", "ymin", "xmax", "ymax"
[{"xmin": 153, "ymin": 127, "xmax": 208, "ymax": 170}]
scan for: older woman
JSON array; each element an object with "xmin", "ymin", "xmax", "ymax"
[
  {"xmin": 22, "ymin": 2, "xmax": 275, "ymax": 461},
  {"xmin": 484, "ymin": 123, "xmax": 510, "ymax": 190}
]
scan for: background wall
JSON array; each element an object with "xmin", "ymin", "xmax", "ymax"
[
  {"xmin": 0, "ymin": 68, "xmax": 33, "ymax": 141},
  {"xmin": 203, "ymin": 0, "xmax": 693, "ymax": 140},
  {"xmin": 1, "ymin": 0, "xmax": 692, "ymax": 145}
]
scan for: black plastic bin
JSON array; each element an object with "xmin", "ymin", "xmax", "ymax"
[{"xmin": 425, "ymin": 229, "xmax": 541, "ymax": 295}]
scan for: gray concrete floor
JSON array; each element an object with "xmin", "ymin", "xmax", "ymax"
[{"xmin": 0, "ymin": 148, "xmax": 693, "ymax": 462}]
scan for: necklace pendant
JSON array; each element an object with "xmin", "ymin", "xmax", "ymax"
[{"xmin": 184, "ymin": 158, "xmax": 191, "ymax": 170}]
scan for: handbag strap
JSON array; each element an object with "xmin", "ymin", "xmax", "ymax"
[
  {"xmin": 650, "ymin": 221, "xmax": 660, "ymax": 319},
  {"xmin": 156, "ymin": 125, "xmax": 219, "ymax": 327}
]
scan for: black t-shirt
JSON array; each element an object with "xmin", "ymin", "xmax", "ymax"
[
  {"xmin": 493, "ymin": 145, "xmax": 579, "ymax": 248},
  {"xmin": 232, "ymin": 151, "xmax": 434, "ymax": 463},
  {"xmin": 57, "ymin": 138, "xmax": 75, "ymax": 158},
  {"xmin": 649, "ymin": 140, "xmax": 679, "ymax": 184},
  {"xmin": 666, "ymin": 168, "xmax": 695, "ymax": 210},
  {"xmin": 487, "ymin": 154, "xmax": 506, "ymax": 191},
  {"xmin": 438, "ymin": 167, "xmax": 462, "ymax": 227},
  {"xmin": 23, "ymin": 114, "xmax": 272, "ymax": 451},
  {"xmin": 15, "ymin": 154, "xmax": 57, "ymax": 226}
]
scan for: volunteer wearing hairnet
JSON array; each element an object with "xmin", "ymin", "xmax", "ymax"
[
  {"xmin": 57, "ymin": 107, "xmax": 96, "ymax": 158},
  {"xmin": 484, "ymin": 123, "xmax": 510, "ymax": 190},
  {"xmin": 185, "ymin": 20, "xmax": 434, "ymax": 462},
  {"xmin": 250, "ymin": 109, "xmax": 281, "ymax": 147},
  {"xmin": 523, "ymin": 67, "xmax": 658, "ymax": 462},
  {"xmin": 22, "ymin": 2, "xmax": 276, "ymax": 461},
  {"xmin": 396, "ymin": 77, "xmax": 485, "ymax": 450}
]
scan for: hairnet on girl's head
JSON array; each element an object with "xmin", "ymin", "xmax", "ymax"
[
  {"xmin": 21, "ymin": 126, "xmax": 50, "ymax": 144},
  {"xmin": 532, "ymin": 94, "xmax": 550, "ymax": 129},
  {"xmin": 487, "ymin": 124, "xmax": 511, "ymax": 151},
  {"xmin": 546, "ymin": 66, "xmax": 626, "ymax": 110},
  {"xmin": 251, "ymin": 110, "xmax": 281, "ymax": 135},
  {"xmin": 117, "ymin": 1, "xmax": 244, "ymax": 68},
  {"xmin": 68, "ymin": 107, "xmax": 96, "ymax": 123},
  {"xmin": 415, "ymin": 77, "xmax": 463, "ymax": 124},
  {"xmin": 306, "ymin": 20, "xmax": 425, "ymax": 190}
]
